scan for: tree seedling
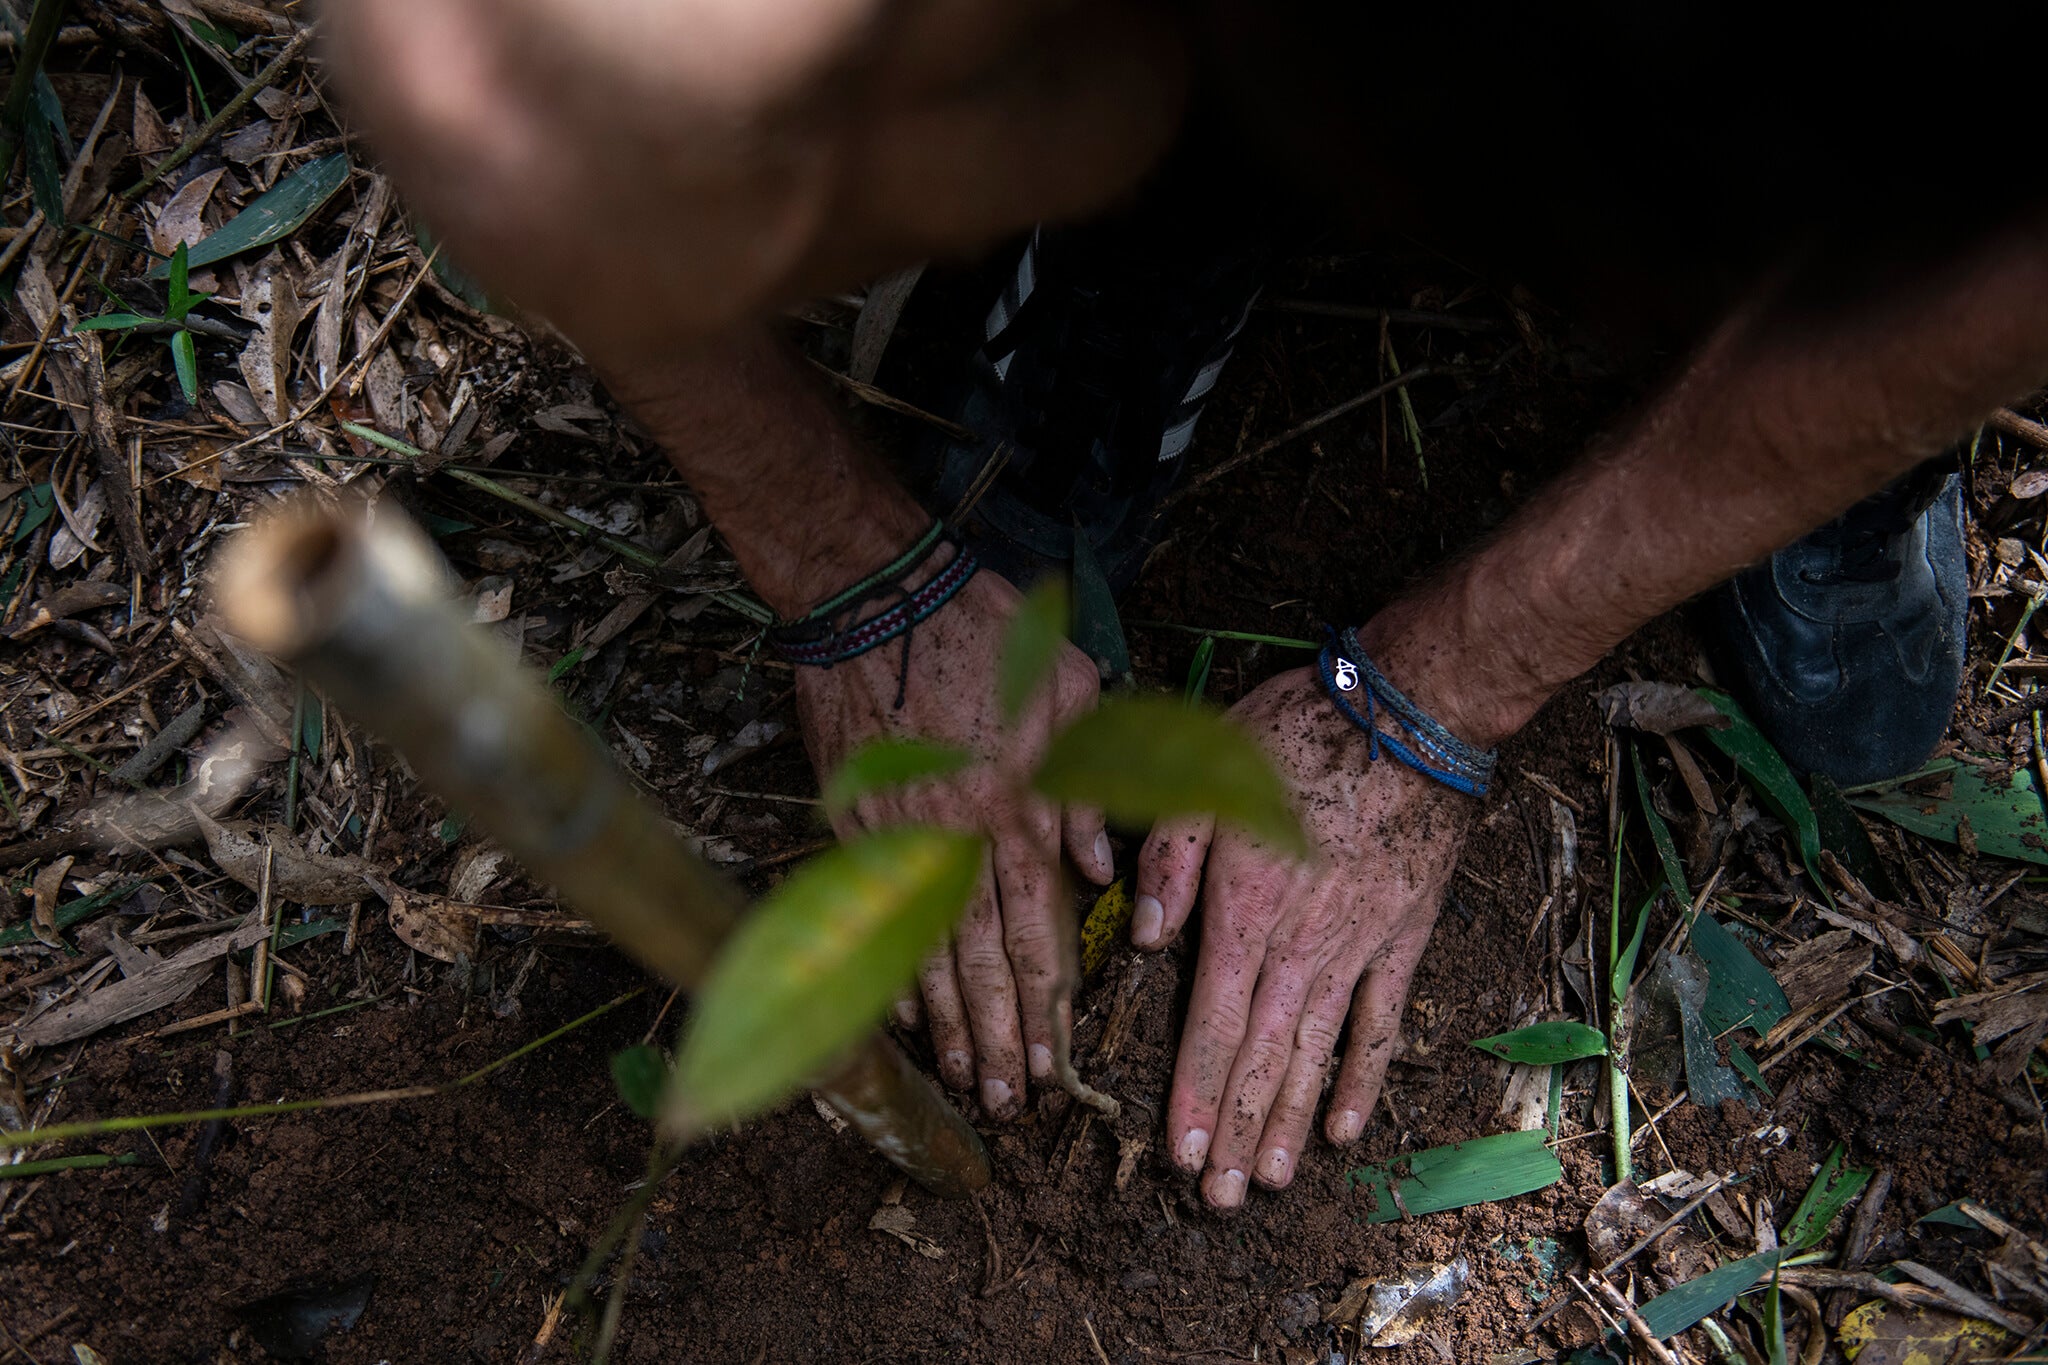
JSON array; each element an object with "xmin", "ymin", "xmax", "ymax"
[{"xmin": 77, "ymin": 241, "xmax": 212, "ymax": 403}]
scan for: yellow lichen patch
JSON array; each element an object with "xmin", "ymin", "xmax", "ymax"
[{"xmin": 1081, "ymin": 879, "xmax": 1134, "ymax": 977}]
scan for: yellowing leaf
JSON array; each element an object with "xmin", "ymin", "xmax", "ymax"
[
  {"xmin": 669, "ymin": 827, "xmax": 983, "ymax": 1128},
  {"xmin": 1080, "ymin": 879, "xmax": 1134, "ymax": 977},
  {"xmin": 1032, "ymin": 696, "xmax": 1306, "ymax": 856}
]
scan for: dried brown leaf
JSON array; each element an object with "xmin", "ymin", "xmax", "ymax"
[
  {"xmin": 197, "ymin": 814, "xmax": 388, "ymax": 905},
  {"xmin": 387, "ymin": 891, "xmax": 480, "ymax": 964},
  {"xmin": 1598, "ymin": 681, "xmax": 1729, "ymax": 736},
  {"xmin": 8, "ymin": 917, "xmax": 269, "ymax": 1047},
  {"xmin": 151, "ymin": 167, "xmax": 225, "ymax": 257},
  {"xmin": 30, "ymin": 856, "xmax": 74, "ymax": 948}
]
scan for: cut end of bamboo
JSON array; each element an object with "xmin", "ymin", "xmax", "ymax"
[{"xmin": 214, "ymin": 495, "xmax": 443, "ymax": 658}]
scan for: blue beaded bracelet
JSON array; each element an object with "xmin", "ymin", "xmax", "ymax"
[{"xmin": 1316, "ymin": 626, "xmax": 1497, "ymax": 797}]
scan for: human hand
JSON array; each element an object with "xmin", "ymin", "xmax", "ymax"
[
  {"xmin": 797, "ymin": 569, "xmax": 1113, "ymax": 1119},
  {"xmin": 1133, "ymin": 663, "xmax": 1478, "ymax": 1209},
  {"xmin": 323, "ymin": 0, "xmax": 1187, "ymax": 363}
]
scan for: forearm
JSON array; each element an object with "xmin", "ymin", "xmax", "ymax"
[
  {"xmin": 599, "ymin": 326, "xmax": 929, "ymax": 618},
  {"xmin": 1370, "ymin": 215, "xmax": 2048, "ymax": 746}
]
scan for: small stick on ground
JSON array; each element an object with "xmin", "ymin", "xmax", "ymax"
[{"xmin": 1577, "ymin": 1274, "xmax": 1679, "ymax": 1365}]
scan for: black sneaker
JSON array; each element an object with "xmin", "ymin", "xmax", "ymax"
[
  {"xmin": 927, "ymin": 220, "xmax": 1266, "ymax": 600},
  {"xmin": 1700, "ymin": 463, "xmax": 1967, "ymax": 786}
]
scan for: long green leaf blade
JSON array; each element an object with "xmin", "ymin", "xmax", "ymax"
[
  {"xmin": 1032, "ymin": 696, "xmax": 1306, "ymax": 856},
  {"xmin": 149, "ymin": 153, "xmax": 351, "ymax": 277},
  {"xmin": 1849, "ymin": 763, "xmax": 2048, "ymax": 866},
  {"xmin": 170, "ymin": 329, "xmax": 200, "ymax": 404},
  {"xmin": 74, "ymin": 313, "xmax": 157, "ymax": 332},
  {"xmin": 1696, "ymin": 690, "xmax": 1826, "ymax": 889},
  {"xmin": 609, "ymin": 1045, "xmax": 666, "ymax": 1120},
  {"xmin": 1636, "ymin": 1250, "xmax": 1783, "ymax": 1339},
  {"xmin": 1690, "ymin": 914, "xmax": 1790, "ymax": 1037},
  {"xmin": 822, "ymin": 737, "xmax": 974, "ymax": 818},
  {"xmin": 997, "ymin": 580, "xmax": 1068, "ymax": 724},
  {"xmin": 669, "ymin": 827, "xmax": 983, "ymax": 1127},
  {"xmin": 1781, "ymin": 1142, "xmax": 1872, "ymax": 1250},
  {"xmin": 1470, "ymin": 1021, "xmax": 1608, "ymax": 1065},
  {"xmin": 1345, "ymin": 1129, "xmax": 1563, "ymax": 1223},
  {"xmin": 1632, "ymin": 741, "xmax": 1690, "ymax": 904}
]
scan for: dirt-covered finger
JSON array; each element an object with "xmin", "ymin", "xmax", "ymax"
[
  {"xmin": 1061, "ymin": 803, "xmax": 1114, "ymax": 885},
  {"xmin": 917, "ymin": 944, "xmax": 973, "ymax": 1091},
  {"xmin": 1200, "ymin": 944, "xmax": 1319, "ymax": 1209},
  {"xmin": 1164, "ymin": 868, "xmax": 1280, "ymax": 1177},
  {"xmin": 1134, "ymin": 812, "xmax": 1214, "ymax": 948},
  {"xmin": 990, "ymin": 798, "xmax": 1068, "ymax": 1085},
  {"xmin": 951, "ymin": 846, "xmax": 1028, "ymax": 1118},
  {"xmin": 1252, "ymin": 965, "xmax": 1356, "ymax": 1190},
  {"xmin": 1325, "ymin": 928, "xmax": 1433, "ymax": 1144}
]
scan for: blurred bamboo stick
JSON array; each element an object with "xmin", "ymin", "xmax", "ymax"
[{"xmin": 216, "ymin": 497, "xmax": 988, "ymax": 1197}]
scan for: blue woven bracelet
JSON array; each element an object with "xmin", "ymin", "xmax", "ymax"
[{"xmin": 1316, "ymin": 625, "xmax": 1497, "ymax": 797}]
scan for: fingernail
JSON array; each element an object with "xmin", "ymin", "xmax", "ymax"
[
  {"xmin": 1093, "ymin": 831, "xmax": 1113, "ymax": 875},
  {"xmin": 1176, "ymin": 1128, "xmax": 1210, "ymax": 1171},
  {"xmin": 1028, "ymin": 1044, "xmax": 1052, "ymax": 1079},
  {"xmin": 981, "ymin": 1077, "xmax": 1014, "ymax": 1115},
  {"xmin": 942, "ymin": 1051, "xmax": 972, "ymax": 1088},
  {"xmin": 1133, "ymin": 895, "xmax": 1164, "ymax": 947},
  {"xmin": 1255, "ymin": 1147, "xmax": 1291, "ymax": 1187},
  {"xmin": 892, "ymin": 999, "xmax": 918, "ymax": 1027},
  {"xmin": 1331, "ymin": 1108, "xmax": 1364, "ymax": 1143},
  {"xmin": 1211, "ymin": 1168, "xmax": 1247, "ymax": 1209}
]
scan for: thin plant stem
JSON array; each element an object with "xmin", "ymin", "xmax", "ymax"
[{"xmin": 1607, "ymin": 809, "xmax": 1632, "ymax": 1184}]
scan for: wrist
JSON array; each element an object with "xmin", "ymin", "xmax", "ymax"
[{"xmin": 1353, "ymin": 569, "xmax": 1577, "ymax": 751}]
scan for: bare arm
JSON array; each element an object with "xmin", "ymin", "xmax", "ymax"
[
  {"xmin": 604, "ymin": 331, "xmax": 1115, "ymax": 1120},
  {"xmin": 1140, "ymin": 216, "xmax": 2048, "ymax": 1208}
]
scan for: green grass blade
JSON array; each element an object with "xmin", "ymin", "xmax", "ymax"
[
  {"xmin": 170, "ymin": 328, "xmax": 200, "ymax": 403},
  {"xmin": 1344, "ymin": 1129, "xmax": 1563, "ymax": 1223},
  {"xmin": 8, "ymin": 482, "xmax": 54, "ymax": 545},
  {"xmin": 1615, "ymin": 890, "xmax": 1655, "ymax": 1005},
  {"xmin": 609, "ymin": 1045, "xmax": 667, "ymax": 1120},
  {"xmin": 1635, "ymin": 1249, "xmax": 1782, "ymax": 1340},
  {"xmin": 166, "ymin": 240, "xmax": 193, "ymax": 314},
  {"xmin": 149, "ymin": 153, "xmax": 351, "ymax": 277},
  {"xmin": 1183, "ymin": 635, "xmax": 1215, "ymax": 705},
  {"xmin": 1470, "ymin": 1021, "xmax": 1607, "ymax": 1065},
  {"xmin": 1849, "ymin": 764, "xmax": 2048, "ymax": 866},
  {"xmin": 1031, "ymin": 696, "xmax": 1306, "ymax": 856},
  {"xmin": 998, "ymin": 580, "xmax": 1068, "ymax": 724},
  {"xmin": 22, "ymin": 99, "xmax": 65, "ymax": 224},
  {"xmin": 822, "ymin": 737, "xmax": 974, "ymax": 818},
  {"xmin": 0, "ymin": 879, "xmax": 143, "ymax": 949},
  {"xmin": 1632, "ymin": 741, "xmax": 1690, "ymax": 904},
  {"xmin": 1696, "ymin": 689, "xmax": 1827, "ymax": 891},
  {"xmin": 1781, "ymin": 1142, "xmax": 1872, "ymax": 1250},
  {"xmin": 1763, "ymin": 1265, "xmax": 1787, "ymax": 1365},
  {"xmin": 74, "ymin": 312, "xmax": 157, "ymax": 332},
  {"xmin": 669, "ymin": 827, "xmax": 983, "ymax": 1128}
]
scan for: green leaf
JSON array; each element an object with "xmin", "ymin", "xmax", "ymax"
[
  {"xmin": 1849, "ymin": 762, "xmax": 2048, "ymax": 866},
  {"xmin": 1615, "ymin": 891, "xmax": 1655, "ymax": 1007},
  {"xmin": 0, "ymin": 880, "xmax": 143, "ymax": 950},
  {"xmin": 1696, "ymin": 690, "xmax": 1826, "ymax": 891},
  {"xmin": 298, "ymin": 693, "xmax": 324, "ymax": 757},
  {"xmin": 1070, "ymin": 525, "xmax": 1130, "ymax": 682},
  {"xmin": 415, "ymin": 220, "xmax": 499, "ymax": 313},
  {"xmin": 1031, "ymin": 696, "xmax": 1306, "ymax": 856},
  {"xmin": 12, "ymin": 482, "xmax": 54, "ymax": 544},
  {"xmin": 1470, "ymin": 1021, "xmax": 1608, "ymax": 1065},
  {"xmin": 1183, "ymin": 635, "xmax": 1215, "ymax": 705},
  {"xmin": 170, "ymin": 328, "xmax": 200, "ymax": 404},
  {"xmin": 1763, "ymin": 1265, "xmax": 1788, "ymax": 1365},
  {"xmin": 1690, "ymin": 914, "xmax": 1790, "ymax": 1037},
  {"xmin": 1344, "ymin": 1129, "xmax": 1563, "ymax": 1223},
  {"xmin": 670, "ymin": 827, "xmax": 983, "ymax": 1127},
  {"xmin": 166, "ymin": 241, "xmax": 193, "ymax": 314},
  {"xmin": 1809, "ymin": 772, "xmax": 1899, "ymax": 897},
  {"xmin": 22, "ymin": 100, "xmax": 65, "ymax": 225},
  {"xmin": 823, "ymin": 737, "xmax": 974, "ymax": 819},
  {"xmin": 1632, "ymin": 742, "xmax": 1689, "ymax": 905},
  {"xmin": 74, "ymin": 312, "xmax": 158, "ymax": 332},
  {"xmin": 1781, "ymin": 1142, "xmax": 1872, "ymax": 1250},
  {"xmin": 1636, "ymin": 1250, "xmax": 1783, "ymax": 1340},
  {"xmin": 998, "ymin": 580, "xmax": 1068, "ymax": 724},
  {"xmin": 546, "ymin": 646, "xmax": 585, "ymax": 685},
  {"xmin": 273, "ymin": 917, "xmax": 343, "ymax": 952},
  {"xmin": 149, "ymin": 153, "xmax": 352, "ymax": 277},
  {"xmin": 610, "ymin": 1045, "xmax": 667, "ymax": 1120}
]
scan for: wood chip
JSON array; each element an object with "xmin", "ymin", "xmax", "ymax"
[{"xmin": 8, "ymin": 917, "xmax": 268, "ymax": 1047}]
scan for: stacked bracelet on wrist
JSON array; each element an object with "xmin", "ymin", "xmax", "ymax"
[
  {"xmin": 1316, "ymin": 625, "xmax": 1498, "ymax": 797},
  {"xmin": 765, "ymin": 519, "xmax": 979, "ymax": 708}
]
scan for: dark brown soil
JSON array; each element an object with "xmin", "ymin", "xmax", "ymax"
[{"xmin": 5, "ymin": 155, "xmax": 2046, "ymax": 1362}]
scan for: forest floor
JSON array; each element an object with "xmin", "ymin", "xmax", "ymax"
[{"xmin": 2, "ymin": 15, "xmax": 2046, "ymax": 1365}]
